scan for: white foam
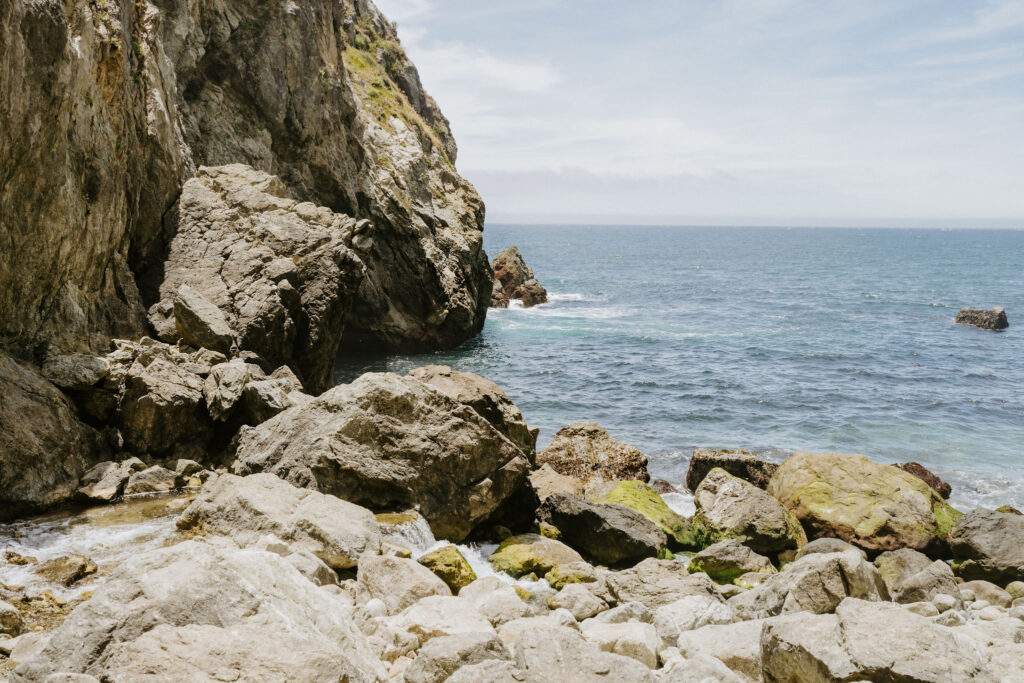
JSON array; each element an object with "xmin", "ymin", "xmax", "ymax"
[{"xmin": 662, "ymin": 492, "xmax": 696, "ymax": 517}]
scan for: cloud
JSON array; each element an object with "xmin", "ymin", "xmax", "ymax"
[{"xmin": 407, "ymin": 41, "xmax": 558, "ymax": 93}]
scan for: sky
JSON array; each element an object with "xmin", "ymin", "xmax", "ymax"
[{"xmin": 373, "ymin": 0, "xmax": 1024, "ymax": 227}]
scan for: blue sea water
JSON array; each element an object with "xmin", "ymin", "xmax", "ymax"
[{"xmin": 337, "ymin": 225, "xmax": 1024, "ymax": 511}]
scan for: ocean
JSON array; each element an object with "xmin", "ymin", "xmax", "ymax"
[{"xmin": 336, "ymin": 225, "xmax": 1024, "ymax": 511}]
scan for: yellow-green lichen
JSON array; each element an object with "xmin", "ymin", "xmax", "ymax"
[{"xmin": 599, "ymin": 480, "xmax": 698, "ymax": 550}]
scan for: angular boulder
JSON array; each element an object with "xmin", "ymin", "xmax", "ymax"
[
  {"xmin": 11, "ymin": 541, "xmax": 384, "ymax": 681},
  {"xmin": 685, "ymin": 448, "xmax": 777, "ymax": 491},
  {"xmin": 955, "ymin": 307, "xmax": 1009, "ymax": 330},
  {"xmin": 513, "ymin": 625, "xmax": 655, "ymax": 681},
  {"xmin": 537, "ymin": 421, "xmax": 649, "ymax": 483},
  {"xmin": 604, "ymin": 559, "xmax": 724, "ymax": 610},
  {"xmin": 488, "ymin": 533, "xmax": 584, "ymax": 578},
  {"xmin": 407, "ymin": 365, "xmax": 537, "ymax": 457},
  {"xmin": 116, "ymin": 357, "xmax": 211, "ymax": 457},
  {"xmin": 652, "ymin": 595, "xmax": 734, "ymax": 649},
  {"xmin": 490, "ymin": 246, "xmax": 548, "ymax": 308},
  {"xmin": 687, "ymin": 540, "xmax": 776, "ymax": 584},
  {"xmin": 148, "ymin": 165, "xmax": 364, "ymax": 393},
  {"xmin": 123, "ymin": 465, "xmax": 180, "ymax": 495},
  {"xmin": 0, "ymin": 354, "xmax": 105, "ymax": 520},
  {"xmin": 767, "ymin": 451, "xmax": 961, "ymax": 554},
  {"xmin": 40, "ymin": 353, "xmax": 109, "ymax": 390},
  {"xmin": 176, "ymin": 473, "xmax": 381, "ymax": 569},
  {"xmin": 403, "ymin": 632, "xmax": 510, "ymax": 683},
  {"xmin": 693, "ymin": 468, "xmax": 806, "ymax": 553},
  {"xmin": 77, "ymin": 458, "xmax": 147, "ymax": 503},
  {"xmin": 598, "ymin": 480, "xmax": 697, "ymax": 549},
  {"xmin": 357, "ymin": 554, "xmax": 451, "ymax": 615},
  {"xmin": 949, "ymin": 508, "xmax": 1024, "ymax": 584},
  {"xmin": 418, "ymin": 545, "xmax": 477, "ymax": 593},
  {"xmin": 232, "ymin": 372, "xmax": 531, "ymax": 541},
  {"xmin": 539, "ymin": 493, "xmax": 667, "ymax": 566}
]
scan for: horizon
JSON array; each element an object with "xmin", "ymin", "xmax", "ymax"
[{"xmin": 375, "ymin": 0, "xmax": 1024, "ymax": 227}]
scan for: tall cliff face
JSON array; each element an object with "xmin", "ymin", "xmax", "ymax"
[{"xmin": 0, "ymin": 0, "xmax": 489, "ymax": 362}]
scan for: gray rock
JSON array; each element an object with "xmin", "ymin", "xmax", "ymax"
[
  {"xmin": 537, "ymin": 421, "xmax": 649, "ymax": 483},
  {"xmin": 1, "ymin": 598, "xmax": 23, "ymax": 636},
  {"xmin": 539, "ymin": 493, "xmax": 667, "ymax": 565},
  {"xmin": 2, "ymin": 632, "xmax": 50, "ymax": 668},
  {"xmin": 461, "ymin": 581, "xmax": 532, "ymax": 627},
  {"xmin": 232, "ymin": 372, "xmax": 531, "ymax": 541},
  {"xmin": 203, "ymin": 359, "xmax": 262, "ymax": 421},
  {"xmin": 446, "ymin": 660, "xmax": 523, "ymax": 682},
  {"xmin": 548, "ymin": 584, "xmax": 608, "ymax": 621},
  {"xmin": 77, "ymin": 458, "xmax": 146, "ymax": 503},
  {"xmin": 382, "ymin": 596, "xmax": 495, "ymax": 660},
  {"xmin": 177, "ymin": 472, "xmax": 381, "ymax": 569},
  {"xmin": 794, "ymin": 537, "xmax": 866, "ymax": 561},
  {"xmin": 659, "ymin": 652, "xmax": 746, "ymax": 682},
  {"xmin": 960, "ymin": 580, "xmax": 1013, "ymax": 608},
  {"xmin": 116, "ymin": 357, "xmax": 210, "ymax": 457},
  {"xmin": 0, "ymin": 355, "xmax": 105, "ymax": 520},
  {"xmin": 728, "ymin": 550, "xmax": 889, "ymax": 620},
  {"xmin": 408, "ymin": 365, "xmax": 538, "ymax": 457},
  {"xmin": 692, "ymin": 468, "xmax": 806, "ymax": 553},
  {"xmin": 604, "ymin": 559, "xmax": 724, "ymax": 611},
  {"xmin": 760, "ymin": 597, "xmax": 1001, "ymax": 682},
  {"xmin": 41, "ymin": 353, "xmax": 109, "ymax": 390},
  {"xmin": 874, "ymin": 547, "xmax": 934, "ymax": 593},
  {"xmin": 514, "ymin": 625, "xmax": 656, "ymax": 681},
  {"xmin": 172, "ymin": 285, "xmax": 235, "ymax": 355},
  {"xmin": 950, "ymin": 508, "xmax": 1024, "ymax": 584},
  {"xmin": 956, "ymin": 307, "xmax": 1009, "ymax": 330},
  {"xmin": 285, "ymin": 551, "xmax": 338, "ymax": 587},
  {"xmin": 123, "ymin": 466, "xmax": 180, "ymax": 495},
  {"xmin": 10, "ymin": 540, "xmax": 384, "ymax": 681},
  {"xmin": 686, "ymin": 539, "xmax": 776, "ymax": 584},
  {"xmin": 357, "ymin": 554, "xmax": 450, "ymax": 615},
  {"xmin": 580, "ymin": 621, "xmax": 659, "ymax": 669},
  {"xmin": 685, "ymin": 447, "xmax": 777, "ymax": 491},
  {"xmin": 892, "ymin": 559, "xmax": 962, "ymax": 606},
  {"xmin": 675, "ymin": 619, "xmax": 768, "ymax": 681},
  {"xmin": 403, "ymin": 632, "xmax": 510, "ymax": 683},
  {"xmin": 652, "ymin": 595, "xmax": 734, "ymax": 649}
]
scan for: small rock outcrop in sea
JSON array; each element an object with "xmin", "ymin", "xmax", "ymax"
[
  {"xmin": 537, "ymin": 421, "xmax": 650, "ymax": 484},
  {"xmin": 686, "ymin": 447, "xmax": 777, "ymax": 491},
  {"xmin": 893, "ymin": 461, "xmax": 953, "ymax": 499},
  {"xmin": 490, "ymin": 246, "xmax": 549, "ymax": 308},
  {"xmin": 231, "ymin": 372, "xmax": 531, "ymax": 541},
  {"xmin": 955, "ymin": 306, "xmax": 1009, "ymax": 330}
]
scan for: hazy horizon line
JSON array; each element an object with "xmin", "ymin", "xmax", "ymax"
[{"xmin": 486, "ymin": 215, "xmax": 1024, "ymax": 230}]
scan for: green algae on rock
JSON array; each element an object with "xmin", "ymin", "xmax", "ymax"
[
  {"xmin": 686, "ymin": 539, "xmax": 776, "ymax": 584},
  {"xmin": 599, "ymin": 480, "xmax": 698, "ymax": 549},
  {"xmin": 768, "ymin": 452, "xmax": 961, "ymax": 555},
  {"xmin": 487, "ymin": 533, "xmax": 584, "ymax": 578},
  {"xmin": 418, "ymin": 545, "xmax": 477, "ymax": 593}
]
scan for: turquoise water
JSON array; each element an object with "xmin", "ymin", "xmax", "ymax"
[{"xmin": 337, "ymin": 225, "xmax": 1024, "ymax": 510}]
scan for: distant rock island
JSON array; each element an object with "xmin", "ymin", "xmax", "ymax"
[
  {"xmin": 956, "ymin": 307, "xmax": 1009, "ymax": 330},
  {"xmin": 490, "ymin": 246, "xmax": 549, "ymax": 308}
]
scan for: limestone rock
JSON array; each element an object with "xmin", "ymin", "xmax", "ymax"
[
  {"xmin": 417, "ymin": 545, "xmax": 477, "ymax": 593},
  {"xmin": 358, "ymin": 555, "xmax": 451, "ymax": 615},
  {"xmin": 960, "ymin": 580, "xmax": 1013, "ymax": 608},
  {"xmin": 529, "ymin": 464, "xmax": 585, "ymax": 502},
  {"xmin": 768, "ymin": 451, "xmax": 961, "ymax": 554},
  {"xmin": 761, "ymin": 598, "xmax": 1001, "ymax": 682},
  {"xmin": 659, "ymin": 653, "xmax": 746, "ymax": 683},
  {"xmin": 687, "ymin": 540, "xmax": 776, "ymax": 584},
  {"xmin": 693, "ymin": 468, "xmax": 806, "ymax": 553},
  {"xmin": 403, "ymin": 632, "xmax": 510, "ymax": 683},
  {"xmin": 793, "ymin": 537, "xmax": 866, "ymax": 561},
  {"xmin": 232, "ymin": 372, "xmax": 531, "ymax": 541},
  {"xmin": 32, "ymin": 555, "xmax": 96, "ymax": 587},
  {"xmin": 580, "ymin": 621, "xmax": 659, "ymax": 668},
  {"xmin": 460, "ymin": 579, "xmax": 532, "ymax": 627},
  {"xmin": 176, "ymin": 472, "xmax": 381, "ymax": 569},
  {"xmin": 0, "ymin": 355, "xmax": 105, "ymax": 520},
  {"xmin": 728, "ymin": 549, "xmax": 889, "ymax": 620},
  {"xmin": 548, "ymin": 584, "xmax": 608, "ymax": 621},
  {"xmin": 873, "ymin": 547, "xmax": 934, "ymax": 593},
  {"xmin": 956, "ymin": 307, "xmax": 1009, "ymax": 330},
  {"xmin": 384, "ymin": 596, "xmax": 495, "ymax": 658},
  {"xmin": 40, "ymin": 353, "xmax": 109, "ymax": 390},
  {"xmin": 12, "ymin": 541, "xmax": 384, "ymax": 681},
  {"xmin": 488, "ymin": 533, "xmax": 584, "ymax": 578},
  {"xmin": 675, "ymin": 619, "xmax": 768, "ymax": 681},
  {"xmin": 538, "ymin": 421, "xmax": 649, "ymax": 483},
  {"xmin": 408, "ymin": 365, "xmax": 537, "ymax": 457},
  {"xmin": 545, "ymin": 561, "xmax": 600, "ymax": 590},
  {"xmin": 513, "ymin": 625, "xmax": 656, "ymax": 681},
  {"xmin": 123, "ymin": 465, "xmax": 179, "ymax": 495},
  {"xmin": 539, "ymin": 493, "xmax": 667, "ymax": 565},
  {"xmin": 652, "ymin": 595, "xmax": 734, "ymax": 648},
  {"xmin": 490, "ymin": 246, "xmax": 548, "ymax": 308},
  {"xmin": 604, "ymin": 559, "xmax": 724, "ymax": 611},
  {"xmin": 76, "ymin": 458, "xmax": 146, "ymax": 503},
  {"xmin": 598, "ymin": 480, "xmax": 697, "ymax": 549},
  {"xmin": 872, "ymin": 547, "xmax": 961, "ymax": 606},
  {"xmin": 446, "ymin": 660, "xmax": 522, "ymax": 682},
  {"xmin": 686, "ymin": 448, "xmax": 777, "ymax": 491},
  {"xmin": 116, "ymin": 357, "xmax": 210, "ymax": 457},
  {"xmin": 894, "ymin": 461, "xmax": 952, "ymax": 499},
  {"xmin": 1, "ymin": 599, "xmax": 24, "ymax": 637},
  {"xmin": 172, "ymin": 284, "xmax": 235, "ymax": 355},
  {"xmin": 949, "ymin": 508, "xmax": 1024, "ymax": 584}
]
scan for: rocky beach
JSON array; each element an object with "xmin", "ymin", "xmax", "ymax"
[{"xmin": 2, "ymin": 0, "xmax": 1024, "ymax": 681}]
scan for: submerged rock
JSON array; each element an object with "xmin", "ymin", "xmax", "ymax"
[
  {"xmin": 232, "ymin": 372, "xmax": 531, "ymax": 541},
  {"xmin": 956, "ymin": 307, "xmax": 1009, "ymax": 330},
  {"xmin": 685, "ymin": 448, "xmax": 777, "ymax": 491},
  {"xmin": 490, "ymin": 246, "xmax": 548, "ymax": 308},
  {"xmin": 949, "ymin": 508, "xmax": 1024, "ymax": 584},
  {"xmin": 537, "ymin": 421, "xmax": 649, "ymax": 484},
  {"xmin": 768, "ymin": 451, "xmax": 961, "ymax": 554},
  {"xmin": 539, "ymin": 493, "xmax": 668, "ymax": 566}
]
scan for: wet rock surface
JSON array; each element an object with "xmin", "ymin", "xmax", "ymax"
[{"xmin": 955, "ymin": 306, "xmax": 1009, "ymax": 330}]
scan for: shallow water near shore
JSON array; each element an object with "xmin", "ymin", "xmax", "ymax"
[{"xmin": 337, "ymin": 225, "xmax": 1024, "ymax": 511}]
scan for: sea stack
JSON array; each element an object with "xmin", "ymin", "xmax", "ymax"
[
  {"xmin": 955, "ymin": 307, "xmax": 1009, "ymax": 330},
  {"xmin": 491, "ymin": 246, "xmax": 549, "ymax": 308}
]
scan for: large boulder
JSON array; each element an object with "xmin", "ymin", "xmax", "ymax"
[
  {"xmin": 513, "ymin": 625, "xmax": 655, "ymax": 681},
  {"xmin": 604, "ymin": 559, "xmax": 724, "ymax": 611},
  {"xmin": 407, "ymin": 365, "xmax": 537, "ymax": 457},
  {"xmin": 598, "ymin": 481, "xmax": 697, "ymax": 549},
  {"xmin": 727, "ymin": 549, "xmax": 889, "ymax": 620},
  {"xmin": 77, "ymin": 458, "xmax": 147, "ymax": 503},
  {"xmin": 489, "ymin": 246, "xmax": 548, "ymax": 308},
  {"xmin": 692, "ymin": 468, "xmax": 806, "ymax": 553},
  {"xmin": 232, "ymin": 372, "xmax": 531, "ymax": 541},
  {"xmin": 760, "ymin": 598, "xmax": 1002, "ymax": 682},
  {"xmin": 176, "ymin": 473, "xmax": 381, "ymax": 569},
  {"xmin": 685, "ymin": 448, "xmax": 777, "ymax": 491},
  {"xmin": 148, "ymin": 165, "xmax": 364, "ymax": 393},
  {"xmin": 10, "ymin": 540, "xmax": 385, "ymax": 681},
  {"xmin": 537, "ymin": 421, "xmax": 649, "ymax": 483},
  {"xmin": 539, "ymin": 493, "xmax": 667, "ymax": 566},
  {"xmin": 40, "ymin": 353, "xmax": 110, "ymax": 390},
  {"xmin": 767, "ymin": 451, "xmax": 961, "ymax": 554},
  {"xmin": 0, "ymin": 354, "xmax": 105, "ymax": 521},
  {"xmin": 955, "ymin": 307, "xmax": 1009, "ymax": 330},
  {"xmin": 487, "ymin": 533, "xmax": 584, "ymax": 578},
  {"xmin": 116, "ymin": 356, "xmax": 211, "ymax": 457},
  {"xmin": 687, "ymin": 540, "xmax": 776, "ymax": 584},
  {"xmin": 357, "ymin": 554, "xmax": 451, "ymax": 615},
  {"xmin": 949, "ymin": 508, "xmax": 1024, "ymax": 584}
]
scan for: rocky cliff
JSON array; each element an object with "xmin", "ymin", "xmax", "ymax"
[{"xmin": 0, "ymin": 0, "xmax": 489, "ymax": 366}]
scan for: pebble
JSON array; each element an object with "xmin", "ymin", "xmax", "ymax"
[{"xmin": 976, "ymin": 606, "xmax": 1005, "ymax": 622}]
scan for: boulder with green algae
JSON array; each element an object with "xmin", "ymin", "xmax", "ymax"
[
  {"xmin": 686, "ymin": 540, "xmax": 776, "ymax": 584},
  {"xmin": 418, "ymin": 545, "xmax": 478, "ymax": 592},
  {"xmin": 599, "ymin": 481, "xmax": 698, "ymax": 549},
  {"xmin": 33, "ymin": 555, "xmax": 97, "ymax": 587},
  {"xmin": 545, "ymin": 561, "xmax": 599, "ymax": 590},
  {"xmin": 488, "ymin": 533, "xmax": 584, "ymax": 578},
  {"xmin": 692, "ymin": 468, "xmax": 806, "ymax": 554},
  {"xmin": 768, "ymin": 452, "xmax": 962, "ymax": 554}
]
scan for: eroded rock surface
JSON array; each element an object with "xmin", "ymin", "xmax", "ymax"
[
  {"xmin": 489, "ymin": 246, "xmax": 548, "ymax": 308},
  {"xmin": 537, "ymin": 421, "xmax": 649, "ymax": 484},
  {"xmin": 955, "ymin": 307, "xmax": 1009, "ymax": 330}
]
